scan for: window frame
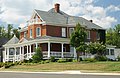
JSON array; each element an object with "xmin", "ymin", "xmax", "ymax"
[
  {"xmin": 69, "ymin": 28, "xmax": 74, "ymax": 36},
  {"xmin": 30, "ymin": 29, "xmax": 32, "ymax": 38},
  {"xmin": 36, "ymin": 27, "xmax": 41, "ymax": 37},
  {"xmin": 62, "ymin": 27, "xmax": 66, "ymax": 37}
]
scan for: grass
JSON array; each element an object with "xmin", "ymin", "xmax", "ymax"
[{"xmin": 1, "ymin": 62, "xmax": 120, "ymax": 72}]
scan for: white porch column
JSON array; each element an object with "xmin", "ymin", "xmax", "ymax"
[
  {"xmin": 22, "ymin": 46, "xmax": 24, "ymax": 60},
  {"xmin": 14, "ymin": 47, "xmax": 16, "ymax": 61},
  {"xmin": 74, "ymin": 47, "xmax": 77, "ymax": 58},
  {"xmin": 36, "ymin": 43, "xmax": 38, "ymax": 49},
  {"xmin": 27, "ymin": 45, "xmax": 29, "ymax": 59},
  {"xmin": 61, "ymin": 43, "xmax": 64, "ymax": 58},
  {"xmin": 3, "ymin": 47, "xmax": 7, "ymax": 62},
  {"xmin": 7, "ymin": 48, "xmax": 9, "ymax": 61},
  {"xmin": 19, "ymin": 47, "xmax": 21, "ymax": 60},
  {"xmin": 48, "ymin": 42, "xmax": 50, "ymax": 58},
  {"xmin": 29, "ymin": 44, "xmax": 32, "ymax": 58}
]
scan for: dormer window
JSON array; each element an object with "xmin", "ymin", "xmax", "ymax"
[{"xmin": 36, "ymin": 27, "xmax": 41, "ymax": 37}]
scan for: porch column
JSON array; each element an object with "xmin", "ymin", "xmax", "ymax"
[
  {"xmin": 36, "ymin": 43, "xmax": 38, "ymax": 49},
  {"xmin": 14, "ymin": 47, "xmax": 16, "ymax": 61},
  {"xmin": 61, "ymin": 43, "xmax": 64, "ymax": 58},
  {"xmin": 29, "ymin": 44, "xmax": 32, "ymax": 58},
  {"xmin": 19, "ymin": 47, "xmax": 21, "ymax": 60},
  {"xmin": 22, "ymin": 46, "xmax": 24, "ymax": 60},
  {"xmin": 74, "ymin": 47, "xmax": 77, "ymax": 58},
  {"xmin": 4, "ymin": 47, "xmax": 7, "ymax": 62},
  {"xmin": 48, "ymin": 42, "xmax": 50, "ymax": 58},
  {"xmin": 7, "ymin": 48, "xmax": 9, "ymax": 61},
  {"xmin": 27, "ymin": 45, "xmax": 29, "ymax": 59}
]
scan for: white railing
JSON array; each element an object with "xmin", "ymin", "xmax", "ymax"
[
  {"xmin": 50, "ymin": 51, "xmax": 61, "ymax": 58},
  {"xmin": 63, "ymin": 52, "xmax": 74, "ymax": 58}
]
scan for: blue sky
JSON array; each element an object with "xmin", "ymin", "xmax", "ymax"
[{"xmin": 0, "ymin": 0, "xmax": 120, "ymax": 29}]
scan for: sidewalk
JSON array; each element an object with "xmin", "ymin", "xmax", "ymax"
[{"xmin": 0, "ymin": 70, "xmax": 120, "ymax": 75}]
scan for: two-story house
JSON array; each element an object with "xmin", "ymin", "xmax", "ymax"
[{"xmin": 3, "ymin": 3, "xmax": 105, "ymax": 62}]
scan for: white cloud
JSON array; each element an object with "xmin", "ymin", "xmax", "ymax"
[
  {"xmin": 0, "ymin": 0, "xmax": 118, "ymax": 28},
  {"xmin": 106, "ymin": 5, "xmax": 120, "ymax": 12}
]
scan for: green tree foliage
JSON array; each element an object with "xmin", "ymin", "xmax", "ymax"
[
  {"xmin": 70, "ymin": 23, "xmax": 87, "ymax": 60},
  {"xmin": 106, "ymin": 24, "xmax": 120, "ymax": 48},
  {"xmin": 0, "ymin": 24, "xmax": 20, "ymax": 39},
  {"xmin": 32, "ymin": 47, "xmax": 43, "ymax": 63},
  {"xmin": 87, "ymin": 42, "xmax": 106, "ymax": 55},
  {"xmin": 12, "ymin": 29, "xmax": 20, "ymax": 39},
  {"xmin": 7, "ymin": 24, "xmax": 13, "ymax": 39}
]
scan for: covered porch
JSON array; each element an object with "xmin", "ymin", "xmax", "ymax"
[{"xmin": 3, "ymin": 36, "xmax": 77, "ymax": 62}]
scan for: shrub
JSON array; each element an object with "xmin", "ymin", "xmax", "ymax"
[
  {"xmin": 44, "ymin": 60, "xmax": 50, "ymax": 63},
  {"xmin": 117, "ymin": 56, "xmax": 120, "ymax": 61},
  {"xmin": 65, "ymin": 58, "xmax": 73, "ymax": 62},
  {"xmin": 83, "ymin": 58, "xmax": 96, "ymax": 62},
  {"xmin": 72, "ymin": 59, "xmax": 77, "ymax": 62},
  {"xmin": 50, "ymin": 56, "xmax": 55, "ymax": 62},
  {"xmin": 95, "ymin": 55, "xmax": 108, "ymax": 61},
  {"xmin": 32, "ymin": 47, "xmax": 43, "ymax": 63},
  {"xmin": 0, "ymin": 62, "xmax": 4, "ymax": 68},
  {"xmin": 57, "ymin": 59, "xmax": 66, "ymax": 63}
]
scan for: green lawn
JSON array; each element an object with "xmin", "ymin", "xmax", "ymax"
[{"xmin": 1, "ymin": 62, "xmax": 120, "ymax": 72}]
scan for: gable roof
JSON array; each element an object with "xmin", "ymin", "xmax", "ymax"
[
  {"xmin": 0, "ymin": 38, "xmax": 9, "ymax": 47},
  {"xmin": 34, "ymin": 8, "xmax": 104, "ymax": 30},
  {"xmin": 5, "ymin": 35, "xmax": 19, "ymax": 45}
]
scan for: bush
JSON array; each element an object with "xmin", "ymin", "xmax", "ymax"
[
  {"xmin": 95, "ymin": 55, "xmax": 108, "ymax": 61},
  {"xmin": 117, "ymin": 56, "xmax": 120, "ymax": 61},
  {"xmin": 83, "ymin": 58, "xmax": 96, "ymax": 62},
  {"xmin": 44, "ymin": 60, "xmax": 50, "ymax": 63},
  {"xmin": 32, "ymin": 47, "xmax": 43, "ymax": 63},
  {"xmin": 57, "ymin": 59, "xmax": 66, "ymax": 63},
  {"xmin": 72, "ymin": 59, "xmax": 77, "ymax": 62},
  {"xmin": 65, "ymin": 58, "xmax": 73, "ymax": 62},
  {"xmin": 0, "ymin": 62, "xmax": 4, "ymax": 68},
  {"xmin": 50, "ymin": 56, "xmax": 55, "ymax": 62}
]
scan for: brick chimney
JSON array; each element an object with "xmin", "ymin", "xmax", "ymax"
[{"xmin": 54, "ymin": 3, "xmax": 60, "ymax": 13}]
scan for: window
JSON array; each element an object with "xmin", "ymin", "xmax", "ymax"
[
  {"xmin": 110, "ymin": 49, "xmax": 114, "ymax": 55},
  {"xmin": 62, "ymin": 28, "xmax": 66, "ymax": 37},
  {"xmin": 87, "ymin": 31, "xmax": 90, "ymax": 39},
  {"xmin": 97, "ymin": 32, "xmax": 100, "ymax": 40},
  {"xmin": 30, "ymin": 29, "xmax": 32, "ymax": 38},
  {"xmin": 106, "ymin": 49, "xmax": 109, "ymax": 55},
  {"xmin": 69, "ymin": 28, "xmax": 74, "ymax": 36},
  {"xmin": 24, "ymin": 31, "xmax": 27, "ymax": 37},
  {"xmin": 36, "ymin": 27, "xmax": 41, "ymax": 37}
]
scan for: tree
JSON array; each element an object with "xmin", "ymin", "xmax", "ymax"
[
  {"xmin": 32, "ymin": 47, "xmax": 43, "ymax": 63},
  {"xmin": 12, "ymin": 29, "xmax": 20, "ymax": 39},
  {"xmin": 7, "ymin": 24, "xmax": 13, "ymax": 39},
  {"xmin": 106, "ymin": 24, "xmax": 120, "ymax": 48},
  {"xmin": 70, "ymin": 23, "xmax": 87, "ymax": 60},
  {"xmin": 87, "ymin": 42, "xmax": 106, "ymax": 55}
]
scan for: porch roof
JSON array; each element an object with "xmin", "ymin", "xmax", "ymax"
[{"xmin": 3, "ymin": 36, "xmax": 70, "ymax": 47}]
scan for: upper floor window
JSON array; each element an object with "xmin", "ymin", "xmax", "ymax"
[
  {"xmin": 69, "ymin": 28, "xmax": 74, "ymax": 36},
  {"xmin": 87, "ymin": 31, "xmax": 90, "ymax": 39},
  {"xmin": 110, "ymin": 49, "xmax": 114, "ymax": 55},
  {"xmin": 24, "ymin": 31, "xmax": 27, "ymax": 37},
  {"xmin": 62, "ymin": 28, "xmax": 66, "ymax": 37},
  {"xmin": 36, "ymin": 27, "xmax": 41, "ymax": 37},
  {"xmin": 30, "ymin": 29, "xmax": 32, "ymax": 38}
]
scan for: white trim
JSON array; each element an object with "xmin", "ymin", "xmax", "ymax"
[
  {"xmin": 62, "ymin": 28, "xmax": 66, "ymax": 37},
  {"xmin": 87, "ymin": 30, "xmax": 90, "ymax": 39}
]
